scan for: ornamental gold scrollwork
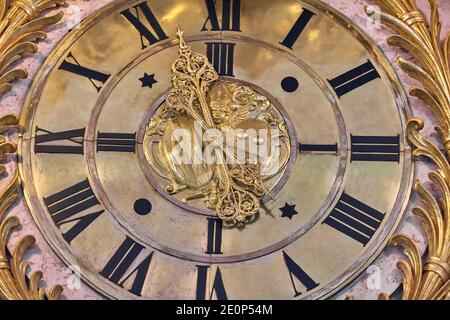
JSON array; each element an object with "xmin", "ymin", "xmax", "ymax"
[
  {"xmin": 0, "ymin": 0, "xmax": 64, "ymax": 300},
  {"xmin": 144, "ymin": 29, "xmax": 291, "ymax": 226},
  {"xmin": 364, "ymin": 0, "xmax": 450, "ymax": 300}
]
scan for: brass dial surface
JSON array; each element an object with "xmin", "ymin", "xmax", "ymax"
[{"xmin": 19, "ymin": 0, "xmax": 412, "ymax": 299}]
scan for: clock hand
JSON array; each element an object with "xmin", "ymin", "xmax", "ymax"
[{"xmin": 167, "ymin": 28, "xmax": 262, "ymax": 224}]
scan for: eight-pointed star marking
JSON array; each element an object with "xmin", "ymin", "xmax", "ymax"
[
  {"xmin": 280, "ymin": 202, "xmax": 298, "ymax": 220},
  {"xmin": 139, "ymin": 73, "xmax": 158, "ymax": 88}
]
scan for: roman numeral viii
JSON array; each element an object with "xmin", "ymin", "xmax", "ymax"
[
  {"xmin": 59, "ymin": 53, "xmax": 110, "ymax": 92},
  {"xmin": 35, "ymin": 127, "xmax": 85, "ymax": 154},
  {"xmin": 351, "ymin": 135, "xmax": 400, "ymax": 162},
  {"xmin": 328, "ymin": 60, "xmax": 380, "ymax": 98},
  {"xmin": 202, "ymin": 0, "xmax": 241, "ymax": 32},
  {"xmin": 100, "ymin": 237, "xmax": 153, "ymax": 296},
  {"xmin": 323, "ymin": 192, "xmax": 384, "ymax": 246},
  {"xmin": 44, "ymin": 179, "xmax": 103, "ymax": 244},
  {"xmin": 121, "ymin": 1, "xmax": 168, "ymax": 50},
  {"xmin": 206, "ymin": 42, "xmax": 235, "ymax": 77}
]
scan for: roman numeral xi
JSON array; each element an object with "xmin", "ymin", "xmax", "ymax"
[{"xmin": 121, "ymin": 1, "xmax": 168, "ymax": 50}]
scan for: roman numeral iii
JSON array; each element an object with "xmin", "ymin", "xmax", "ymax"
[
  {"xmin": 202, "ymin": 0, "xmax": 241, "ymax": 32},
  {"xmin": 121, "ymin": 1, "xmax": 168, "ymax": 50},
  {"xmin": 206, "ymin": 42, "xmax": 235, "ymax": 77},
  {"xmin": 43, "ymin": 179, "xmax": 104, "ymax": 244},
  {"xmin": 59, "ymin": 53, "xmax": 110, "ymax": 92},
  {"xmin": 351, "ymin": 135, "xmax": 400, "ymax": 162},
  {"xmin": 323, "ymin": 192, "xmax": 384, "ymax": 246},
  {"xmin": 100, "ymin": 237, "xmax": 153, "ymax": 296},
  {"xmin": 97, "ymin": 132, "xmax": 136, "ymax": 153},
  {"xmin": 328, "ymin": 60, "xmax": 380, "ymax": 98}
]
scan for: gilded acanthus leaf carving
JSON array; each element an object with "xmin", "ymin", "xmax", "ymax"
[
  {"xmin": 0, "ymin": 0, "xmax": 65, "ymax": 300},
  {"xmin": 0, "ymin": 0, "xmax": 65, "ymax": 96},
  {"xmin": 365, "ymin": 0, "xmax": 450, "ymax": 300}
]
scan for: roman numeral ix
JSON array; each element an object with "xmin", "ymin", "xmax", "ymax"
[{"xmin": 35, "ymin": 127, "xmax": 85, "ymax": 154}]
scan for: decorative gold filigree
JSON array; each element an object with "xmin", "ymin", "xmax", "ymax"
[
  {"xmin": 365, "ymin": 0, "xmax": 450, "ymax": 300},
  {"xmin": 0, "ymin": 0, "xmax": 64, "ymax": 300},
  {"xmin": 144, "ymin": 29, "xmax": 291, "ymax": 225}
]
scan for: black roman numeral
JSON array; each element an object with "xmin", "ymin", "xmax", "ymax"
[
  {"xmin": 100, "ymin": 237, "xmax": 153, "ymax": 296},
  {"xmin": 280, "ymin": 8, "xmax": 316, "ymax": 49},
  {"xmin": 206, "ymin": 42, "xmax": 235, "ymax": 77},
  {"xmin": 121, "ymin": 1, "xmax": 168, "ymax": 50},
  {"xmin": 59, "ymin": 53, "xmax": 110, "ymax": 92},
  {"xmin": 35, "ymin": 127, "xmax": 85, "ymax": 154},
  {"xmin": 202, "ymin": 0, "xmax": 241, "ymax": 32},
  {"xmin": 196, "ymin": 265, "xmax": 228, "ymax": 300},
  {"xmin": 43, "ymin": 179, "xmax": 103, "ymax": 244},
  {"xmin": 97, "ymin": 132, "xmax": 136, "ymax": 153},
  {"xmin": 283, "ymin": 252, "xmax": 319, "ymax": 297},
  {"xmin": 323, "ymin": 192, "xmax": 384, "ymax": 246},
  {"xmin": 328, "ymin": 60, "xmax": 380, "ymax": 98},
  {"xmin": 206, "ymin": 218, "xmax": 223, "ymax": 254},
  {"xmin": 300, "ymin": 143, "xmax": 338, "ymax": 154},
  {"xmin": 351, "ymin": 135, "xmax": 400, "ymax": 162}
]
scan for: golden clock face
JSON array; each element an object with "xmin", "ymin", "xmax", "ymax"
[{"xmin": 18, "ymin": 0, "xmax": 413, "ymax": 299}]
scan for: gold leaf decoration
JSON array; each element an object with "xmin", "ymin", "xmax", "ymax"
[
  {"xmin": 0, "ymin": 0, "xmax": 65, "ymax": 300},
  {"xmin": 365, "ymin": 0, "xmax": 450, "ymax": 300},
  {"xmin": 0, "ymin": 0, "xmax": 65, "ymax": 97}
]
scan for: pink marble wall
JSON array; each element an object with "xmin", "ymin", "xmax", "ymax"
[{"xmin": 0, "ymin": 0, "xmax": 449, "ymax": 300}]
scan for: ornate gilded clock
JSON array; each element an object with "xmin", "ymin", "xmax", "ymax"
[{"xmin": 1, "ymin": 0, "xmax": 449, "ymax": 301}]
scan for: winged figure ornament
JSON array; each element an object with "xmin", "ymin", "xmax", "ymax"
[{"xmin": 144, "ymin": 29, "xmax": 291, "ymax": 225}]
